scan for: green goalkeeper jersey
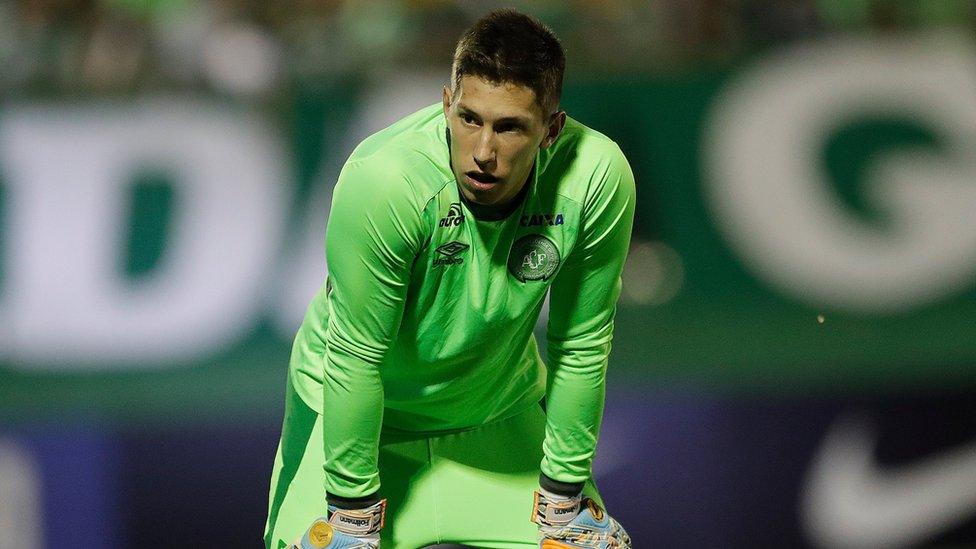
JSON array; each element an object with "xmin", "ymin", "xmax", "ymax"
[{"xmin": 289, "ymin": 103, "xmax": 635, "ymax": 499}]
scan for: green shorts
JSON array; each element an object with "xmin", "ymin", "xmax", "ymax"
[{"xmin": 264, "ymin": 376, "xmax": 603, "ymax": 548}]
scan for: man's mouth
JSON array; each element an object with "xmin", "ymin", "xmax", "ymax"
[
  {"xmin": 466, "ymin": 171, "xmax": 498, "ymax": 183},
  {"xmin": 464, "ymin": 171, "xmax": 501, "ymax": 191}
]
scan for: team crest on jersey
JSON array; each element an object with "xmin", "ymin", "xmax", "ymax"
[
  {"xmin": 438, "ymin": 202, "xmax": 465, "ymax": 227},
  {"xmin": 433, "ymin": 240, "xmax": 469, "ymax": 267},
  {"xmin": 509, "ymin": 235, "xmax": 560, "ymax": 281}
]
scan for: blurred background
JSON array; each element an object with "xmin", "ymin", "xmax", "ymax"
[{"xmin": 2, "ymin": 0, "xmax": 976, "ymax": 547}]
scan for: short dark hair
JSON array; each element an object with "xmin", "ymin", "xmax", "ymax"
[{"xmin": 451, "ymin": 9, "xmax": 565, "ymax": 116}]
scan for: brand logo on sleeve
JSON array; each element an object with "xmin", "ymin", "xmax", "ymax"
[
  {"xmin": 438, "ymin": 203, "xmax": 465, "ymax": 227},
  {"xmin": 509, "ymin": 235, "xmax": 560, "ymax": 281},
  {"xmin": 520, "ymin": 212, "xmax": 564, "ymax": 227},
  {"xmin": 433, "ymin": 241, "xmax": 469, "ymax": 267}
]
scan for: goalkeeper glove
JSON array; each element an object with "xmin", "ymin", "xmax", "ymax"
[
  {"xmin": 531, "ymin": 487, "xmax": 632, "ymax": 549},
  {"xmin": 288, "ymin": 499, "xmax": 386, "ymax": 549}
]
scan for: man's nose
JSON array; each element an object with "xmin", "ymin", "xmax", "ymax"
[{"xmin": 473, "ymin": 129, "xmax": 496, "ymax": 171}]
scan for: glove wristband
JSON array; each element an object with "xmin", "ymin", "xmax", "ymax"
[
  {"xmin": 539, "ymin": 472, "xmax": 584, "ymax": 498},
  {"xmin": 532, "ymin": 487, "xmax": 582, "ymax": 527},
  {"xmin": 327, "ymin": 499, "xmax": 386, "ymax": 536},
  {"xmin": 329, "ymin": 492, "xmax": 382, "ymax": 510}
]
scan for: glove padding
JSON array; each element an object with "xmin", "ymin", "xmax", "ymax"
[
  {"xmin": 288, "ymin": 499, "xmax": 386, "ymax": 549},
  {"xmin": 532, "ymin": 488, "xmax": 631, "ymax": 549}
]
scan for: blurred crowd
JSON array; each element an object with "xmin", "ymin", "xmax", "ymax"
[{"xmin": 1, "ymin": 0, "xmax": 974, "ymax": 99}]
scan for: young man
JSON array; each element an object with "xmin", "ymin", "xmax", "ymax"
[{"xmin": 265, "ymin": 9, "xmax": 635, "ymax": 549}]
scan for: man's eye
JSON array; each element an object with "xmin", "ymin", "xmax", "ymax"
[{"xmin": 461, "ymin": 114, "xmax": 477, "ymax": 125}]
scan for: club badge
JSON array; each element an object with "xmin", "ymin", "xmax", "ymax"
[{"xmin": 509, "ymin": 234, "xmax": 560, "ymax": 281}]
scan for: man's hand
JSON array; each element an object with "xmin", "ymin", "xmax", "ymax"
[
  {"xmin": 531, "ymin": 488, "xmax": 631, "ymax": 549},
  {"xmin": 288, "ymin": 499, "xmax": 386, "ymax": 549}
]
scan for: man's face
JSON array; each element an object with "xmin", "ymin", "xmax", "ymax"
[{"xmin": 443, "ymin": 75, "xmax": 563, "ymax": 207}]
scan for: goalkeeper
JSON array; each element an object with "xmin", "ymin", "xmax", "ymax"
[{"xmin": 265, "ymin": 9, "xmax": 635, "ymax": 549}]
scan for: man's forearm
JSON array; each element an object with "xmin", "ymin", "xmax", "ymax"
[
  {"xmin": 540, "ymin": 349, "xmax": 608, "ymax": 485},
  {"xmin": 322, "ymin": 346, "xmax": 385, "ymax": 498}
]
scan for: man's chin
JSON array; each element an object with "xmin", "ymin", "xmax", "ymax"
[{"xmin": 461, "ymin": 190, "xmax": 497, "ymax": 206}]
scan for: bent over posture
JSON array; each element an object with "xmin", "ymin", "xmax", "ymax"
[{"xmin": 266, "ymin": 9, "xmax": 635, "ymax": 549}]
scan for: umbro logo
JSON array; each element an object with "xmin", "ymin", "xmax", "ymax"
[
  {"xmin": 433, "ymin": 241, "xmax": 469, "ymax": 267},
  {"xmin": 436, "ymin": 241, "xmax": 469, "ymax": 255},
  {"xmin": 439, "ymin": 202, "xmax": 465, "ymax": 227}
]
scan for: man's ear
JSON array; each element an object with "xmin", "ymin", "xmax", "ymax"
[
  {"xmin": 541, "ymin": 111, "xmax": 566, "ymax": 149},
  {"xmin": 442, "ymin": 86, "xmax": 452, "ymax": 117}
]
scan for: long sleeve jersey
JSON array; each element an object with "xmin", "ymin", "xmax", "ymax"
[{"xmin": 288, "ymin": 103, "xmax": 636, "ymax": 499}]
